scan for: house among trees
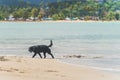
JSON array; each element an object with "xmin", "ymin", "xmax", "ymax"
[{"xmin": 8, "ymin": 15, "xmax": 15, "ymax": 21}]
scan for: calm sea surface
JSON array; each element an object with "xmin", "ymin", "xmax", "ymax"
[{"xmin": 0, "ymin": 22, "xmax": 120, "ymax": 73}]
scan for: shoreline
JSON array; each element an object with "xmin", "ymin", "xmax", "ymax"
[
  {"xmin": 0, "ymin": 20, "xmax": 120, "ymax": 23},
  {"xmin": 58, "ymin": 58, "xmax": 120, "ymax": 75},
  {"xmin": 0, "ymin": 56, "xmax": 119, "ymax": 80}
]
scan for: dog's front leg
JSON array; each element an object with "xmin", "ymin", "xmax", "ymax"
[
  {"xmin": 32, "ymin": 52, "xmax": 37, "ymax": 58},
  {"xmin": 43, "ymin": 52, "xmax": 46, "ymax": 58},
  {"xmin": 38, "ymin": 53, "xmax": 42, "ymax": 58}
]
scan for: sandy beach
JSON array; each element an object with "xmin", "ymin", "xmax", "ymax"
[{"xmin": 0, "ymin": 56, "xmax": 119, "ymax": 80}]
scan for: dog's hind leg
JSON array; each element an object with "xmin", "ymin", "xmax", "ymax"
[
  {"xmin": 32, "ymin": 52, "xmax": 37, "ymax": 58},
  {"xmin": 47, "ymin": 49, "xmax": 54, "ymax": 59},
  {"xmin": 48, "ymin": 53, "xmax": 54, "ymax": 59},
  {"xmin": 51, "ymin": 53, "xmax": 54, "ymax": 59},
  {"xmin": 38, "ymin": 53, "xmax": 42, "ymax": 58}
]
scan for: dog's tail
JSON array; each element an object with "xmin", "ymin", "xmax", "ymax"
[{"xmin": 48, "ymin": 40, "xmax": 53, "ymax": 47}]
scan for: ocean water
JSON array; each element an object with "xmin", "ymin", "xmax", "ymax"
[{"xmin": 0, "ymin": 22, "xmax": 120, "ymax": 73}]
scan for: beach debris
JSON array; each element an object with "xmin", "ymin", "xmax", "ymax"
[
  {"xmin": 0, "ymin": 67, "xmax": 24, "ymax": 73},
  {"xmin": 0, "ymin": 56, "xmax": 9, "ymax": 61},
  {"xmin": 63, "ymin": 55, "xmax": 85, "ymax": 59},
  {"xmin": 63, "ymin": 55, "xmax": 103, "ymax": 59},
  {"xmin": 93, "ymin": 56, "xmax": 103, "ymax": 59},
  {"xmin": 45, "ymin": 70, "xmax": 58, "ymax": 73}
]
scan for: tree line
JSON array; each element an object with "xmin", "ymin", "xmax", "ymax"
[{"xmin": 0, "ymin": 0, "xmax": 120, "ymax": 21}]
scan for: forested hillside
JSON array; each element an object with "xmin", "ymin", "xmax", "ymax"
[
  {"xmin": 0, "ymin": 0, "xmax": 65, "ymax": 6},
  {"xmin": 0, "ymin": 0, "xmax": 120, "ymax": 21}
]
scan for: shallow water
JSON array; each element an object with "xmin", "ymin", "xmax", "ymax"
[{"xmin": 0, "ymin": 22, "xmax": 120, "ymax": 73}]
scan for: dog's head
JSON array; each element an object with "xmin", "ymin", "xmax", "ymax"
[{"xmin": 28, "ymin": 46, "xmax": 34, "ymax": 53}]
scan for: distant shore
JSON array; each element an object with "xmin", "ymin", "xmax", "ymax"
[
  {"xmin": 0, "ymin": 20, "xmax": 120, "ymax": 23},
  {"xmin": 0, "ymin": 56, "xmax": 119, "ymax": 80}
]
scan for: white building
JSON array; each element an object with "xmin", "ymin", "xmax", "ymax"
[{"xmin": 8, "ymin": 15, "xmax": 15, "ymax": 21}]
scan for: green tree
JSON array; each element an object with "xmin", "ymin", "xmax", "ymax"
[
  {"xmin": 0, "ymin": 14, "xmax": 4, "ymax": 20},
  {"xmin": 52, "ymin": 12, "xmax": 65, "ymax": 20},
  {"xmin": 13, "ymin": 11, "xmax": 21, "ymax": 20},
  {"xmin": 38, "ymin": 8, "xmax": 45, "ymax": 20},
  {"xmin": 115, "ymin": 13, "xmax": 119, "ymax": 20},
  {"xmin": 106, "ymin": 11, "xmax": 115, "ymax": 20},
  {"xmin": 31, "ymin": 8, "xmax": 38, "ymax": 21}
]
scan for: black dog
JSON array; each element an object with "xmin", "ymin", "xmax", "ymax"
[{"xmin": 28, "ymin": 40, "xmax": 54, "ymax": 58}]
